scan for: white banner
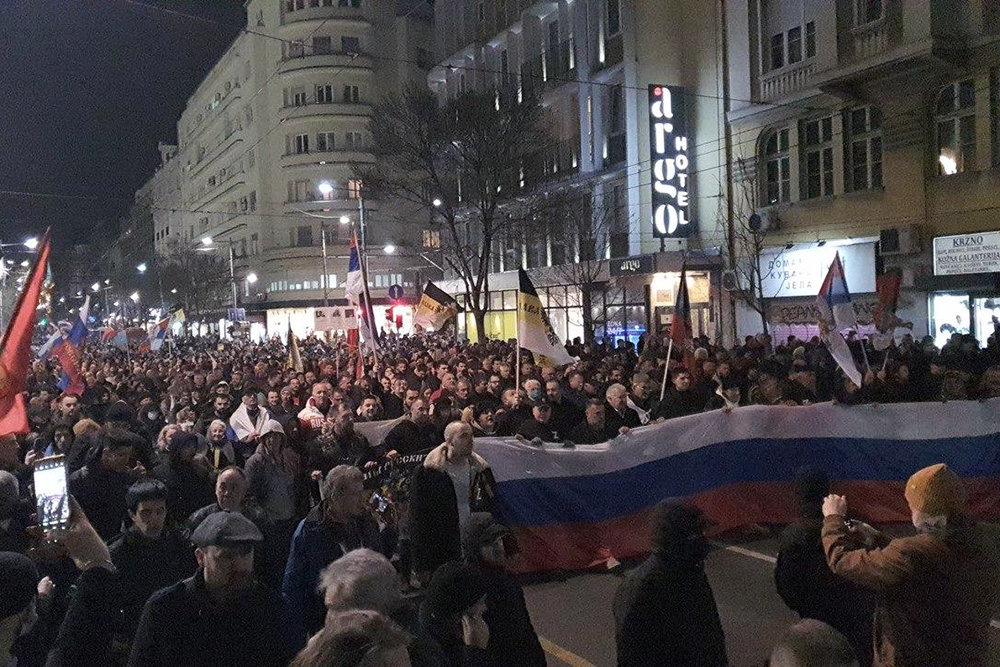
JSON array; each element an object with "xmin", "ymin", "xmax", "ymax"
[
  {"xmin": 313, "ymin": 306, "xmax": 359, "ymax": 332},
  {"xmin": 758, "ymin": 242, "xmax": 876, "ymax": 298}
]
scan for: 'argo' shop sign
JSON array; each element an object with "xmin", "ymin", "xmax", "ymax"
[
  {"xmin": 933, "ymin": 232, "xmax": 1000, "ymax": 276},
  {"xmin": 649, "ymin": 84, "xmax": 693, "ymax": 239}
]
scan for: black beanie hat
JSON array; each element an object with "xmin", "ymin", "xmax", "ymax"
[
  {"xmin": 0, "ymin": 551, "xmax": 39, "ymax": 619},
  {"xmin": 424, "ymin": 561, "xmax": 487, "ymax": 619}
]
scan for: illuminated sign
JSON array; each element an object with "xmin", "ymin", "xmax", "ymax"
[{"xmin": 649, "ymin": 84, "xmax": 693, "ymax": 238}]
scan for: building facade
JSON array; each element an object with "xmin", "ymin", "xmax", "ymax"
[
  {"xmin": 141, "ymin": 0, "xmax": 433, "ymax": 338},
  {"xmin": 428, "ymin": 0, "xmax": 729, "ymax": 345},
  {"xmin": 726, "ymin": 0, "xmax": 1000, "ymax": 346}
]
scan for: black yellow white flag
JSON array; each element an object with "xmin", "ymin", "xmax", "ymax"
[
  {"xmin": 413, "ymin": 281, "xmax": 458, "ymax": 331},
  {"xmin": 517, "ymin": 269, "xmax": 574, "ymax": 367}
]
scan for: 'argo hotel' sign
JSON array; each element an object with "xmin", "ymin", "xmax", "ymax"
[{"xmin": 649, "ymin": 84, "xmax": 693, "ymax": 239}]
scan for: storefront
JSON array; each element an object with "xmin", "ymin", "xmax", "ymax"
[
  {"xmin": 740, "ymin": 240, "xmax": 879, "ymax": 340},
  {"xmin": 920, "ymin": 232, "xmax": 1000, "ymax": 348}
]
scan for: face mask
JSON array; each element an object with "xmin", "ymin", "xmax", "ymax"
[
  {"xmin": 148, "ymin": 411, "xmax": 159, "ymax": 420},
  {"xmin": 528, "ymin": 389, "xmax": 543, "ymax": 402}
]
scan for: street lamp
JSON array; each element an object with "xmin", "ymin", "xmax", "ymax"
[
  {"xmin": 130, "ymin": 291, "xmax": 140, "ymax": 303},
  {"xmin": 23, "ymin": 237, "xmax": 39, "ymax": 250},
  {"xmin": 201, "ymin": 236, "xmax": 213, "ymax": 247},
  {"xmin": 383, "ymin": 244, "xmax": 396, "ymax": 255},
  {"xmin": 432, "ymin": 198, "xmax": 442, "ymax": 208},
  {"xmin": 19, "ymin": 260, "xmax": 29, "ymax": 268},
  {"xmin": 91, "ymin": 282, "xmax": 101, "ymax": 293},
  {"xmin": 318, "ymin": 181, "xmax": 334, "ymax": 198},
  {"xmin": 136, "ymin": 262, "xmax": 147, "ymax": 273},
  {"xmin": 339, "ymin": 215, "xmax": 350, "ymax": 225},
  {"xmin": 246, "ymin": 272, "xmax": 258, "ymax": 284}
]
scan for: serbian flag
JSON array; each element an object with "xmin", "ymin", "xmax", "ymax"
[
  {"xmin": 669, "ymin": 265, "xmax": 696, "ymax": 371},
  {"xmin": 872, "ymin": 269, "xmax": 911, "ymax": 351},
  {"xmin": 0, "ymin": 230, "xmax": 52, "ymax": 436},
  {"xmin": 816, "ymin": 252, "xmax": 862, "ymax": 387},
  {"xmin": 344, "ymin": 227, "xmax": 379, "ymax": 355},
  {"xmin": 148, "ymin": 317, "xmax": 170, "ymax": 352},
  {"xmin": 52, "ymin": 296, "xmax": 89, "ymax": 395}
]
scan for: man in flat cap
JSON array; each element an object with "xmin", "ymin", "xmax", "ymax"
[{"xmin": 128, "ymin": 511, "xmax": 291, "ymax": 667}]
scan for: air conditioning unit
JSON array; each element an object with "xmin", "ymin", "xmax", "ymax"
[
  {"xmin": 721, "ymin": 270, "xmax": 739, "ymax": 291},
  {"xmin": 879, "ymin": 225, "xmax": 921, "ymax": 256},
  {"xmin": 748, "ymin": 209, "xmax": 777, "ymax": 234}
]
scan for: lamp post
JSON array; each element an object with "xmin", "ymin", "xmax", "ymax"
[{"xmin": 200, "ymin": 236, "xmax": 238, "ymax": 310}]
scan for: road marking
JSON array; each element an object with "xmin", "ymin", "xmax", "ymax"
[
  {"xmin": 712, "ymin": 542, "xmax": 777, "ymax": 564},
  {"xmin": 539, "ymin": 636, "xmax": 596, "ymax": 667},
  {"xmin": 714, "ymin": 543, "xmax": 1000, "ymax": 631}
]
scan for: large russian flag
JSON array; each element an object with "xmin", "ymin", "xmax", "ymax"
[{"xmin": 475, "ymin": 400, "xmax": 1000, "ymax": 573}]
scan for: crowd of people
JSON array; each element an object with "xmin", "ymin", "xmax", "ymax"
[{"xmin": 2, "ymin": 327, "xmax": 1000, "ymax": 666}]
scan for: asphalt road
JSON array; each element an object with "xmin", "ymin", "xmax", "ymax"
[{"xmin": 522, "ymin": 530, "xmax": 1000, "ymax": 667}]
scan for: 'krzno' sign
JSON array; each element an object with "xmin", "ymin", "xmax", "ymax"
[{"xmin": 649, "ymin": 84, "xmax": 693, "ymax": 238}]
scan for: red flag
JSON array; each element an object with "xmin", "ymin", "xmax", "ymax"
[
  {"xmin": 671, "ymin": 265, "xmax": 695, "ymax": 371},
  {"xmin": 0, "ymin": 230, "xmax": 52, "ymax": 436},
  {"xmin": 873, "ymin": 269, "xmax": 902, "ymax": 333}
]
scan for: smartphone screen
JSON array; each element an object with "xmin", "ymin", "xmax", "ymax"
[{"xmin": 34, "ymin": 456, "xmax": 70, "ymax": 530}]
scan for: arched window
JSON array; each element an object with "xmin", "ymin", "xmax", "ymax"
[
  {"xmin": 763, "ymin": 128, "xmax": 790, "ymax": 204},
  {"xmin": 935, "ymin": 79, "xmax": 976, "ymax": 175}
]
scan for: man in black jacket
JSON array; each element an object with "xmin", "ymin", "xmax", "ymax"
[
  {"xmin": 69, "ymin": 427, "xmax": 142, "ymax": 540},
  {"xmin": 566, "ymin": 399, "xmax": 611, "ymax": 444},
  {"xmin": 462, "ymin": 512, "xmax": 546, "ymax": 667},
  {"xmin": 129, "ymin": 511, "xmax": 291, "ymax": 667},
  {"xmin": 613, "ymin": 502, "xmax": 727, "ymax": 666},
  {"xmin": 515, "ymin": 401, "xmax": 562, "ymax": 443},
  {"xmin": 651, "ymin": 369, "xmax": 705, "ymax": 421},
  {"xmin": 774, "ymin": 467, "xmax": 874, "ymax": 666},
  {"xmin": 110, "ymin": 479, "xmax": 197, "ymax": 651},
  {"xmin": 381, "ymin": 399, "xmax": 440, "ymax": 456}
]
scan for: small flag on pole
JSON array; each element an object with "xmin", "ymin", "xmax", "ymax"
[
  {"xmin": 816, "ymin": 252, "xmax": 862, "ymax": 387},
  {"xmin": 413, "ymin": 281, "xmax": 459, "ymax": 331},
  {"xmin": 516, "ymin": 269, "xmax": 574, "ymax": 367}
]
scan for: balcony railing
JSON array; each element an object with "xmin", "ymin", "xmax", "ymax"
[
  {"xmin": 279, "ymin": 51, "xmax": 374, "ymax": 73},
  {"xmin": 280, "ymin": 5, "xmax": 367, "ymax": 26},
  {"xmin": 759, "ymin": 61, "xmax": 814, "ymax": 101},
  {"xmin": 280, "ymin": 149, "xmax": 374, "ymax": 168},
  {"xmin": 851, "ymin": 18, "xmax": 891, "ymax": 60}
]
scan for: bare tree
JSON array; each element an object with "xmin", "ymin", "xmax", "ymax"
[
  {"xmin": 723, "ymin": 157, "xmax": 787, "ymax": 337},
  {"xmin": 158, "ymin": 238, "xmax": 229, "ymax": 319},
  {"xmin": 358, "ymin": 85, "xmax": 557, "ymax": 342}
]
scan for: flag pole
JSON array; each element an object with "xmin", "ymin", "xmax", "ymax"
[
  {"xmin": 659, "ymin": 337, "xmax": 674, "ymax": 402},
  {"xmin": 515, "ymin": 294, "xmax": 521, "ymax": 392}
]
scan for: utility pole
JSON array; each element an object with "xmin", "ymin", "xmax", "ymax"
[{"xmin": 321, "ymin": 221, "xmax": 330, "ymax": 307}]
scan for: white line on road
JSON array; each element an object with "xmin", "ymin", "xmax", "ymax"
[
  {"xmin": 539, "ymin": 636, "xmax": 596, "ymax": 667},
  {"xmin": 712, "ymin": 542, "xmax": 777, "ymax": 564}
]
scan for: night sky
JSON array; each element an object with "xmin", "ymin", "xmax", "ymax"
[{"xmin": 0, "ymin": 0, "xmax": 245, "ymax": 248}]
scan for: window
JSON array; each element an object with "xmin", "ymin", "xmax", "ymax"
[
  {"xmin": 312, "ymin": 36, "xmax": 332, "ymax": 55},
  {"xmin": 239, "ymin": 196, "xmax": 248, "ymax": 212},
  {"xmin": 802, "ymin": 117, "xmax": 834, "ymax": 199},
  {"xmin": 248, "ymin": 191, "xmax": 257, "ymax": 211},
  {"xmin": 245, "ymin": 105, "xmax": 254, "ymax": 126},
  {"xmin": 347, "ymin": 179, "xmax": 362, "ymax": 199},
  {"xmin": 936, "ymin": 79, "xmax": 976, "ymax": 175},
  {"xmin": 287, "ymin": 41, "xmax": 304, "ymax": 58},
  {"xmin": 855, "ymin": 0, "xmax": 883, "ymax": 26},
  {"xmin": 247, "ymin": 150, "xmax": 255, "ymax": 168},
  {"xmin": 845, "ymin": 106, "xmax": 883, "ymax": 191},
  {"xmin": 316, "ymin": 84, "xmax": 333, "ymax": 104},
  {"xmin": 607, "ymin": 0, "xmax": 621, "ymax": 36},
  {"xmin": 547, "ymin": 21, "xmax": 560, "ymax": 73},
  {"xmin": 500, "ymin": 49, "xmax": 509, "ymax": 86},
  {"xmin": 423, "ymin": 229, "xmax": 441, "ymax": 248},
  {"xmin": 806, "ymin": 21, "xmax": 816, "ymax": 58},
  {"xmin": 289, "ymin": 180, "xmax": 311, "ymax": 202},
  {"xmin": 341, "ymin": 36, "xmax": 360, "ymax": 54},
  {"xmin": 345, "ymin": 131, "xmax": 363, "ymax": 150},
  {"xmin": 296, "ymin": 226, "xmax": 314, "ymax": 247},
  {"xmin": 607, "ymin": 85, "xmax": 624, "ymax": 133},
  {"xmin": 286, "ymin": 87, "xmax": 306, "ymax": 107},
  {"xmin": 788, "ymin": 26, "xmax": 802, "ymax": 64},
  {"xmin": 764, "ymin": 128, "xmax": 790, "ymax": 204},
  {"xmin": 339, "ymin": 0, "xmax": 360, "ymax": 6},
  {"xmin": 770, "ymin": 33, "xmax": 784, "ymax": 70},
  {"xmin": 316, "ymin": 131, "xmax": 336, "ymax": 151},
  {"xmin": 343, "ymin": 85, "xmax": 360, "ymax": 103},
  {"xmin": 293, "ymin": 133, "xmax": 309, "ymax": 154}
]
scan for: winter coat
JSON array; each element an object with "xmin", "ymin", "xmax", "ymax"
[
  {"xmin": 109, "ymin": 524, "xmax": 197, "ymax": 642},
  {"xmin": 151, "ymin": 460, "xmax": 216, "ymax": 525},
  {"xmin": 381, "ymin": 419, "xmax": 440, "ymax": 456},
  {"xmin": 823, "ymin": 515, "xmax": 1000, "ymax": 666},
  {"xmin": 281, "ymin": 504, "xmax": 386, "ymax": 643},
  {"xmin": 651, "ymin": 388, "xmax": 705, "ymax": 421},
  {"xmin": 410, "ymin": 445, "xmax": 497, "ymax": 574},
  {"xmin": 477, "ymin": 564, "xmax": 546, "ymax": 667},
  {"xmin": 128, "ymin": 571, "xmax": 291, "ymax": 667},
  {"xmin": 775, "ymin": 518, "xmax": 874, "ymax": 665},
  {"xmin": 417, "ymin": 603, "xmax": 490, "ymax": 667},
  {"xmin": 613, "ymin": 553, "xmax": 728, "ymax": 666},
  {"xmin": 68, "ymin": 464, "xmax": 133, "ymax": 541}
]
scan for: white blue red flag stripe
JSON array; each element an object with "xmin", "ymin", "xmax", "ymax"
[
  {"xmin": 474, "ymin": 399, "xmax": 1000, "ymax": 573},
  {"xmin": 815, "ymin": 252, "xmax": 861, "ymax": 387}
]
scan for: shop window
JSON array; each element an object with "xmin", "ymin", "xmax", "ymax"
[
  {"xmin": 801, "ymin": 116, "xmax": 834, "ymax": 199},
  {"xmin": 763, "ymin": 128, "xmax": 790, "ymax": 204},
  {"xmin": 845, "ymin": 106, "xmax": 883, "ymax": 191},
  {"xmin": 936, "ymin": 79, "xmax": 976, "ymax": 175},
  {"xmin": 855, "ymin": 0, "xmax": 883, "ymax": 26}
]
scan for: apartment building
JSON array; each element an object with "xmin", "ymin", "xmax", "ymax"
[
  {"xmin": 726, "ymin": 0, "xmax": 1000, "ymax": 344},
  {"xmin": 142, "ymin": 0, "xmax": 433, "ymax": 337}
]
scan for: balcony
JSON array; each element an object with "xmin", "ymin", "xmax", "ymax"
[
  {"xmin": 279, "ymin": 51, "xmax": 374, "ymax": 75},
  {"xmin": 851, "ymin": 18, "xmax": 891, "ymax": 60},
  {"xmin": 279, "ymin": 5, "xmax": 368, "ymax": 27},
  {"xmin": 277, "ymin": 101, "xmax": 370, "ymax": 123},
  {"xmin": 759, "ymin": 61, "xmax": 814, "ymax": 101},
  {"xmin": 280, "ymin": 149, "xmax": 374, "ymax": 169},
  {"xmin": 281, "ymin": 196, "xmax": 364, "ymax": 215}
]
